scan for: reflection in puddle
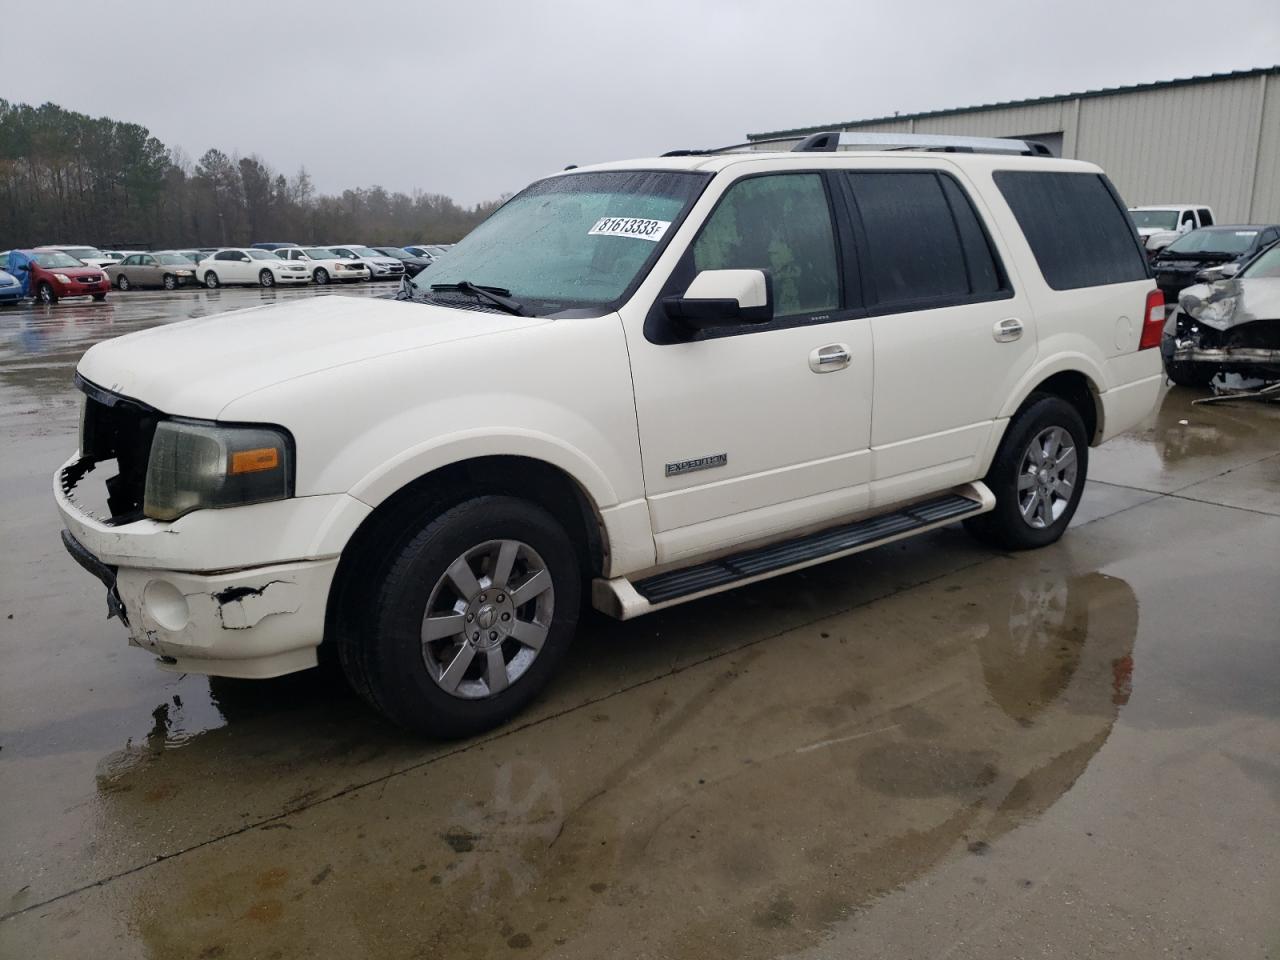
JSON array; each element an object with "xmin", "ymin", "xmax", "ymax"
[{"xmin": 100, "ymin": 561, "xmax": 1139, "ymax": 960}]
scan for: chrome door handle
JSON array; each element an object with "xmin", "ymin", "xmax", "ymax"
[
  {"xmin": 809, "ymin": 344, "xmax": 851, "ymax": 372},
  {"xmin": 993, "ymin": 317, "xmax": 1024, "ymax": 342}
]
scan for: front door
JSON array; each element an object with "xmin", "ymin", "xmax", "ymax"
[{"xmin": 625, "ymin": 171, "xmax": 874, "ymax": 565}]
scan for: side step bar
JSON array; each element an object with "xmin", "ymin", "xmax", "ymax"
[{"xmin": 592, "ymin": 483, "xmax": 994, "ymax": 620}]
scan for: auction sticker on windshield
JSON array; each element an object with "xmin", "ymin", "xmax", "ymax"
[{"xmin": 588, "ymin": 217, "xmax": 671, "ymax": 242}]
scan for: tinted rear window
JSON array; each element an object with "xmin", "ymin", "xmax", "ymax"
[
  {"xmin": 845, "ymin": 171, "xmax": 1007, "ymax": 310},
  {"xmin": 994, "ymin": 171, "xmax": 1148, "ymax": 290}
]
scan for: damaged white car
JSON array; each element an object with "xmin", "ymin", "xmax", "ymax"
[
  {"xmin": 56, "ymin": 133, "xmax": 1164, "ymax": 737},
  {"xmin": 1162, "ymin": 241, "xmax": 1280, "ymax": 387}
]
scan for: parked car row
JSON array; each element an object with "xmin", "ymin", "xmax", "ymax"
[{"xmin": 0, "ymin": 242, "xmax": 456, "ymax": 301}]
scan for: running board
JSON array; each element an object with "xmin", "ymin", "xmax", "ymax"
[{"xmin": 592, "ymin": 483, "xmax": 994, "ymax": 620}]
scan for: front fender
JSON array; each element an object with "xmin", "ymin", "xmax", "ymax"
[{"xmin": 347, "ymin": 427, "xmax": 620, "ymax": 510}]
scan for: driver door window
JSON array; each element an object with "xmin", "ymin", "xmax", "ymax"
[{"xmin": 692, "ymin": 173, "xmax": 839, "ymax": 320}]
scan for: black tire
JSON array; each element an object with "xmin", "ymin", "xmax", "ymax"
[
  {"xmin": 314, "ymin": 268, "xmax": 329, "ymax": 285},
  {"xmin": 162, "ymin": 274, "xmax": 177, "ymax": 290},
  {"xmin": 92, "ymin": 293, "xmax": 106, "ymax": 301},
  {"xmin": 259, "ymin": 269, "xmax": 275, "ymax": 288},
  {"xmin": 37, "ymin": 282, "xmax": 56, "ymax": 304},
  {"xmin": 116, "ymin": 274, "xmax": 131, "ymax": 291},
  {"xmin": 339, "ymin": 495, "xmax": 581, "ymax": 738},
  {"xmin": 964, "ymin": 393, "xmax": 1089, "ymax": 551},
  {"xmin": 204, "ymin": 271, "xmax": 219, "ymax": 289}
]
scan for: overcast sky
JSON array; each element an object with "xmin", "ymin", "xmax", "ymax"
[{"xmin": 3, "ymin": 0, "xmax": 1277, "ymax": 206}]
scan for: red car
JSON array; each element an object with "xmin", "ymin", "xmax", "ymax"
[{"xmin": 16, "ymin": 248, "xmax": 110, "ymax": 304}]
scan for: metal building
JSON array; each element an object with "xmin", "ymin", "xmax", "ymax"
[{"xmin": 748, "ymin": 66, "xmax": 1280, "ymax": 223}]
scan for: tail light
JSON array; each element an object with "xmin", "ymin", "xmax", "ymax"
[{"xmin": 1138, "ymin": 288, "xmax": 1165, "ymax": 350}]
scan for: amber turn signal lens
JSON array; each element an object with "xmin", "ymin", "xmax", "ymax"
[{"xmin": 229, "ymin": 447, "xmax": 280, "ymax": 475}]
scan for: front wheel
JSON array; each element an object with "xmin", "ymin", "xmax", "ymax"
[
  {"xmin": 162, "ymin": 274, "xmax": 177, "ymax": 291},
  {"xmin": 313, "ymin": 268, "xmax": 329, "ymax": 285},
  {"xmin": 259, "ymin": 269, "xmax": 275, "ymax": 288},
  {"xmin": 964, "ymin": 394, "xmax": 1089, "ymax": 551},
  {"xmin": 37, "ymin": 282, "xmax": 56, "ymax": 304},
  {"xmin": 204, "ymin": 272, "xmax": 220, "ymax": 289},
  {"xmin": 339, "ymin": 495, "xmax": 581, "ymax": 738},
  {"xmin": 91, "ymin": 293, "xmax": 106, "ymax": 301}
]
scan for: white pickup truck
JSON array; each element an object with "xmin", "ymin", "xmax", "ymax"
[
  {"xmin": 1128, "ymin": 203, "xmax": 1216, "ymax": 254},
  {"xmin": 56, "ymin": 133, "xmax": 1164, "ymax": 736}
]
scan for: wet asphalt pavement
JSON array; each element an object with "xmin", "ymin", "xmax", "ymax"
[{"xmin": 0, "ymin": 286, "xmax": 1278, "ymax": 959}]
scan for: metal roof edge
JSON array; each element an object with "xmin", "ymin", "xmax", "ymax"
[{"xmin": 747, "ymin": 65, "xmax": 1280, "ymax": 141}]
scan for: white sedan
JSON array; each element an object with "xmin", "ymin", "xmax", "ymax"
[
  {"xmin": 197, "ymin": 248, "xmax": 310, "ymax": 288},
  {"xmin": 274, "ymin": 247, "xmax": 371, "ymax": 284}
]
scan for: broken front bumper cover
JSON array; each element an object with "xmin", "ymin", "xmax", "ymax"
[{"xmin": 54, "ymin": 454, "xmax": 369, "ymax": 679}]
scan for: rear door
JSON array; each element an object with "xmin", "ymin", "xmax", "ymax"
[
  {"xmin": 625, "ymin": 170, "xmax": 875, "ymax": 564},
  {"xmin": 839, "ymin": 166, "xmax": 1036, "ymax": 507},
  {"xmin": 138, "ymin": 254, "xmax": 159, "ymax": 286}
]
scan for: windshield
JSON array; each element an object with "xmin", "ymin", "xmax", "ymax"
[
  {"xmin": 304, "ymin": 248, "xmax": 336, "ymax": 259},
  {"xmin": 246, "ymin": 249, "xmax": 278, "ymax": 260},
  {"xmin": 410, "ymin": 170, "xmax": 709, "ymax": 313},
  {"xmin": 1241, "ymin": 244, "xmax": 1280, "ymax": 279},
  {"xmin": 375, "ymin": 247, "xmax": 411, "ymax": 259},
  {"xmin": 1164, "ymin": 229, "xmax": 1257, "ymax": 256},
  {"xmin": 156, "ymin": 254, "xmax": 190, "ymax": 265},
  {"xmin": 32, "ymin": 251, "xmax": 85, "ymax": 268},
  {"xmin": 346, "ymin": 245, "xmax": 381, "ymax": 258},
  {"xmin": 60, "ymin": 247, "xmax": 106, "ymax": 260},
  {"xmin": 1129, "ymin": 210, "xmax": 1179, "ymax": 230}
]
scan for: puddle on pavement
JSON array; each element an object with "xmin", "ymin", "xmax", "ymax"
[{"xmin": 63, "ymin": 560, "xmax": 1139, "ymax": 960}]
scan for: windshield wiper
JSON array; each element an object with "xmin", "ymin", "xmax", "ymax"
[{"xmin": 429, "ymin": 281, "xmax": 525, "ymax": 316}]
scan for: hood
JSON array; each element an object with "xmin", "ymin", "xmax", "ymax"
[
  {"xmin": 56, "ymin": 265, "xmax": 108, "ymax": 278},
  {"xmin": 77, "ymin": 295, "xmax": 550, "ymax": 419},
  {"xmin": 0, "ymin": 270, "xmax": 17, "ymax": 284},
  {"xmin": 1178, "ymin": 277, "xmax": 1280, "ymax": 331}
]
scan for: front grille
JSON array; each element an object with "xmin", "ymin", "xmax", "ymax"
[{"xmin": 72, "ymin": 377, "xmax": 160, "ymax": 523}]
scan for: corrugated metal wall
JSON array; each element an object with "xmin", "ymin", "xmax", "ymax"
[{"xmin": 757, "ymin": 71, "xmax": 1278, "ymax": 223}]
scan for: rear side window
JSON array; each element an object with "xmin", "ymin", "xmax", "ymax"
[
  {"xmin": 994, "ymin": 171, "xmax": 1148, "ymax": 290},
  {"xmin": 1197, "ymin": 208, "xmax": 1214, "ymax": 226},
  {"xmin": 844, "ymin": 171, "xmax": 1007, "ymax": 310}
]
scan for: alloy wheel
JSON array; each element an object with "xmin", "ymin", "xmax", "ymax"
[
  {"xmin": 420, "ymin": 539, "xmax": 554, "ymax": 699},
  {"xmin": 1017, "ymin": 426, "xmax": 1077, "ymax": 529}
]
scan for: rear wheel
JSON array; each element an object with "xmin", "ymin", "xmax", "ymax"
[
  {"xmin": 339, "ymin": 495, "xmax": 581, "ymax": 738},
  {"xmin": 37, "ymin": 282, "xmax": 56, "ymax": 304},
  {"xmin": 965, "ymin": 394, "xmax": 1089, "ymax": 550},
  {"xmin": 162, "ymin": 274, "xmax": 177, "ymax": 290},
  {"xmin": 116, "ymin": 274, "xmax": 131, "ymax": 291},
  {"xmin": 204, "ymin": 272, "xmax": 219, "ymax": 289},
  {"xmin": 259, "ymin": 269, "xmax": 275, "ymax": 288}
]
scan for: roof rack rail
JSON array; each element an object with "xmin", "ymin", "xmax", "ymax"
[
  {"xmin": 661, "ymin": 135, "xmax": 810, "ymax": 157},
  {"xmin": 790, "ymin": 131, "xmax": 1052, "ymax": 156}
]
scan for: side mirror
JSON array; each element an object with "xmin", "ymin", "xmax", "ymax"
[
  {"xmin": 1195, "ymin": 262, "xmax": 1240, "ymax": 283},
  {"xmin": 16, "ymin": 264, "xmax": 29, "ymax": 272},
  {"xmin": 662, "ymin": 269, "xmax": 773, "ymax": 331},
  {"xmin": 239, "ymin": 256, "xmax": 251, "ymax": 262}
]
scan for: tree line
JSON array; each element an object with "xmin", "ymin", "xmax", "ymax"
[{"xmin": 0, "ymin": 100, "xmax": 502, "ymax": 250}]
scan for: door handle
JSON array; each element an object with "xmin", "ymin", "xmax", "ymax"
[
  {"xmin": 809, "ymin": 344, "xmax": 851, "ymax": 373},
  {"xmin": 993, "ymin": 317, "xmax": 1023, "ymax": 343}
]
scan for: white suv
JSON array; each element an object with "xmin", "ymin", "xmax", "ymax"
[{"xmin": 56, "ymin": 134, "xmax": 1164, "ymax": 737}]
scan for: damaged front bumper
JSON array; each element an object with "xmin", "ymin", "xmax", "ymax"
[{"xmin": 54, "ymin": 453, "xmax": 369, "ymax": 679}]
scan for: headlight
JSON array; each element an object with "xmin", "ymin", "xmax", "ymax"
[
  {"xmin": 54, "ymin": 273, "xmax": 72, "ymax": 283},
  {"xmin": 143, "ymin": 420, "xmax": 294, "ymax": 521},
  {"xmin": 1195, "ymin": 295, "xmax": 1238, "ymax": 326}
]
